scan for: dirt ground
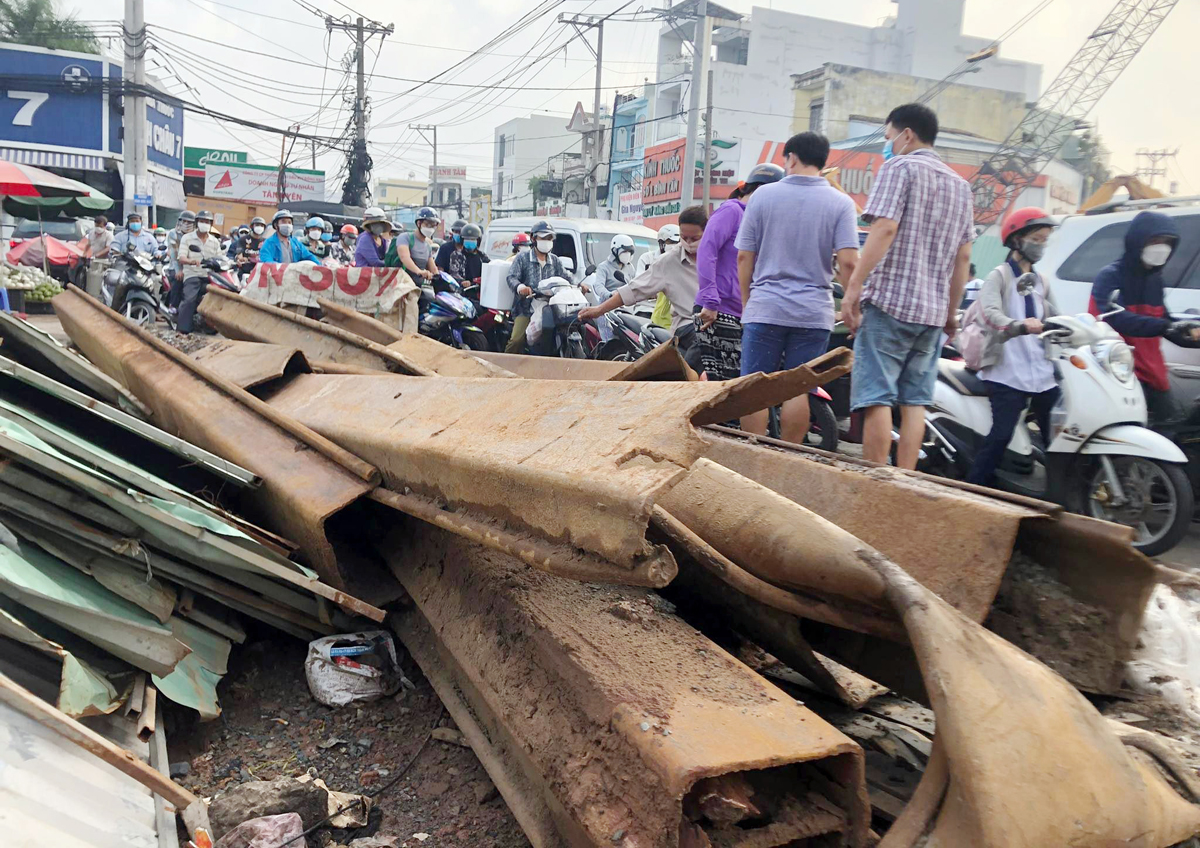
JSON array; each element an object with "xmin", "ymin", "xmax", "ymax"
[{"xmin": 166, "ymin": 635, "xmax": 531, "ymax": 848}]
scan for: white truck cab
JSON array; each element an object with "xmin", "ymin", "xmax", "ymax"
[{"xmin": 482, "ymin": 217, "xmax": 658, "ymax": 283}]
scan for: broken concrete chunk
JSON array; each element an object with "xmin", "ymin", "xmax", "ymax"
[
  {"xmin": 208, "ymin": 777, "xmax": 328, "ymax": 840},
  {"xmin": 473, "ymin": 779, "xmax": 499, "ymax": 805},
  {"xmin": 347, "ymin": 838, "xmax": 402, "ymax": 848}
]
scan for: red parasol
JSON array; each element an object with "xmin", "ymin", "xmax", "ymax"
[
  {"xmin": 6, "ymin": 234, "xmax": 84, "ymax": 267},
  {"xmin": 0, "ymin": 159, "xmax": 91, "ymax": 198}
]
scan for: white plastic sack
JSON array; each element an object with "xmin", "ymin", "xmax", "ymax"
[
  {"xmin": 304, "ymin": 630, "xmax": 403, "ymax": 707},
  {"xmin": 1127, "ymin": 584, "xmax": 1200, "ymax": 724},
  {"xmin": 526, "ymin": 302, "xmax": 545, "ymax": 346}
]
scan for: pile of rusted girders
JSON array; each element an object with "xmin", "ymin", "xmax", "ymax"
[
  {"xmin": 0, "ymin": 307, "xmax": 384, "ymax": 724},
  {"xmin": 38, "ymin": 284, "xmax": 1200, "ymax": 847}
]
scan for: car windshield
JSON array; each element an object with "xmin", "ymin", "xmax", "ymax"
[
  {"xmin": 583, "ymin": 232, "xmax": 655, "ymax": 267},
  {"xmin": 13, "ymin": 219, "xmax": 81, "ymax": 240}
]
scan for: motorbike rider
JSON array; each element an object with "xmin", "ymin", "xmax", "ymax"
[
  {"xmin": 229, "ymin": 216, "xmax": 267, "ymax": 276},
  {"xmin": 435, "ymin": 219, "xmax": 468, "ymax": 274},
  {"xmin": 302, "ymin": 216, "xmax": 327, "ymax": 258},
  {"xmin": 322, "ymin": 219, "xmax": 334, "ymax": 248},
  {"xmin": 258, "ymin": 210, "xmax": 320, "ymax": 264},
  {"xmin": 165, "ymin": 211, "xmax": 195, "ymax": 311},
  {"xmin": 176, "ymin": 210, "xmax": 225, "ymax": 334},
  {"xmin": 152, "ymin": 227, "xmax": 169, "ymax": 262},
  {"xmin": 505, "ymin": 221, "xmax": 567, "ymax": 354},
  {"xmin": 331, "ymin": 224, "xmax": 358, "ymax": 265},
  {"xmin": 454, "ymin": 223, "xmax": 490, "ymax": 282},
  {"xmin": 1089, "ymin": 210, "xmax": 1200, "ymax": 424},
  {"xmin": 389, "ymin": 206, "xmax": 440, "ymax": 280},
  {"xmin": 354, "ymin": 207, "xmax": 392, "ymax": 268},
  {"xmin": 511, "ymin": 232, "xmax": 531, "ymax": 257},
  {"xmin": 963, "ymin": 207, "xmax": 1061, "ymax": 487},
  {"xmin": 693, "ymin": 163, "xmax": 785, "ymax": 380},
  {"xmin": 590, "ymin": 234, "xmax": 639, "ymax": 343},
  {"xmin": 112, "ymin": 211, "xmax": 157, "ymax": 255}
]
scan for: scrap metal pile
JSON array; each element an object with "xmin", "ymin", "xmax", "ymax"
[{"xmin": 3, "ymin": 285, "xmax": 1200, "ymax": 847}]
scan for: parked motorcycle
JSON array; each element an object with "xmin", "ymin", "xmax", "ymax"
[
  {"xmin": 918, "ymin": 306, "xmax": 1193, "ymax": 556},
  {"xmin": 101, "ymin": 245, "xmax": 160, "ymax": 326},
  {"xmin": 461, "ymin": 279, "xmax": 510, "ymax": 352},
  {"xmin": 419, "ymin": 272, "xmax": 489, "ymax": 350},
  {"xmin": 596, "ymin": 307, "xmax": 650, "ymax": 361}
]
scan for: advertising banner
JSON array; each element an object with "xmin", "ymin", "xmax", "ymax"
[
  {"xmin": 434, "ymin": 165, "xmax": 468, "ymax": 179},
  {"xmin": 185, "ymin": 147, "xmax": 247, "ymax": 178},
  {"xmin": 205, "ymin": 162, "xmax": 326, "ymax": 205},
  {"xmin": 145, "ymin": 95, "xmax": 184, "ymax": 174},
  {"xmin": 618, "ymin": 191, "xmax": 643, "ymax": 224},
  {"xmin": 245, "ymin": 262, "xmax": 419, "ymax": 331}
]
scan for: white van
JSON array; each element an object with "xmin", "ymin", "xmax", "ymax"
[
  {"xmin": 1037, "ymin": 197, "xmax": 1200, "ymax": 402},
  {"xmin": 482, "ymin": 217, "xmax": 659, "ymax": 283}
]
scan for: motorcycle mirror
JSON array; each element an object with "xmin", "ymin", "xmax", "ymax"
[{"xmin": 584, "ymin": 264, "xmax": 597, "ymax": 276}]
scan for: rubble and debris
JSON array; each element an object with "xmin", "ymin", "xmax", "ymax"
[
  {"xmin": 305, "ymin": 631, "xmax": 406, "ymax": 707},
  {"xmin": 212, "ymin": 812, "xmax": 303, "ymax": 848},
  {"xmin": 208, "ymin": 776, "xmax": 329, "ymax": 840}
]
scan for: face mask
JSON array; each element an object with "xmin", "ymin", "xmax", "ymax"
[
  {"xmin": 682, "ymin": 240, "xmax": 700, "ymax": 255},
  {"xmin": 155, "ymin": 235, "xmax": 166, "ymax": 244},
  {"xmin": 1020, "ymin": 239, "xmax": 1046, "ymax": 263},
  {"xmin": 197, "ymin": 222, "xmax": 211, "ymax": 234},
  {"xmin": 535, "ymin": 238, "xmax": 554, "ymax": 254},
  {"xmin": 1142, "ymin": 243, "xmax": 1172, "ymax": 267},
  {"xmin": 369, "ymin": 223, "xmax": 385, "ymax": 236},
  {"xmin": 94, "ymin": 226, "xmax": 104, "ymax": 234},
  {"xmin": 464, "ymin": 240, "xmax": 478, "ymax": 251},
  {"xmin": 343, "ymin": 235, "xmax": 355, "ymax": 246},
  {"xmin": 252, "ymin": 225, "xmax": 265, "ymax": 236},
  {"xmin": 278, "ymin": 223, "xmax": 293, "ymax": 238},
  {"xmin": 420, "ymin": 225, "xmax": 436, "ymax": 239},
  {"xmin": 129, "ymin": 222, "xmax": 142, "ymax": 233},
  {"xmin": 519, "ymin": 245, "xmax": 531, "ymax": 255},
  {"xmin": 308, "ymin": 228, "xmax": 322, "ymax": 240},
  {"xmin": 882, "ymin": 131, "xmax": 908, "ymax": 162},
  {"xmin": 453, "ymin": 233, "xmax": 463, "ymax": 244},
  {"xmin": 617, "ymin": 249, "xmax": 634, "ymax": 265}
]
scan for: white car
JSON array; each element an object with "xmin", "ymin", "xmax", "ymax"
[
  {"xmin": 1037, "ymin": 197, "xmax": 1200, "ymax": 403},
  {"xmin": 482, "ymin": 217, "xmax": 658, "ymax": 283}
]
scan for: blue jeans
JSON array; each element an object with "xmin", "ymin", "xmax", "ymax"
[
  {"xmin": 850, "ymin": 304, "xmax": 941, "ymax": 410},
  {"xmin": 966, "ymin": 382, "xmax": 1059, "ymax": 487},
  {"xmin": 740, "ymin": 322, "xmax": 831, "ymax": 376}
]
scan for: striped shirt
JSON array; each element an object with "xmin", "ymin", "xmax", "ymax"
[{"xmin": 862, "ymin": 149, "xmax": 974, "ymax": 326}]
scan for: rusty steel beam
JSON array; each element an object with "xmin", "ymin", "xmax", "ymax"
[
  {"xmin": 256, "ymin": 356, "xmax": 851, "ymax": 584},
  {"xmin": 378, "ymin": 521, "xmax": 871, "ymax": 848},
  {"xmin": 51, "ymin": 287, "xmax": 383, "ymax": 595},
  {"xmin": 189, "ymin": 339, "xmax": 311, "ymax": 390}
]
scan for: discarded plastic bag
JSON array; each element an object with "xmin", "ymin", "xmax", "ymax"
[
  {"xmin": 305, "ymin": 630, "xmax": 405, "ymax": 707},
  {"xmin": 213, "ymin": 813, "xmax": 302, "ymax": 848},
  {"xmin": 1128, "ymin": 584, "xmax": 1200, "ymax": 724},
  {"xmin": 526, "ymin": 304, "xmax": 545, "ymax": 345}
]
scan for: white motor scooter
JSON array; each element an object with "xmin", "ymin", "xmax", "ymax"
[
  {"xmin": 526, "ymin": 275, "xmax": 590, "ymax": 358},
  {"xmin": 921, "ymin": 304, "xmax": 1193, "ymax": 556}
]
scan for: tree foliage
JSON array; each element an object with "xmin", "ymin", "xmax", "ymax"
[{"xmin": 0, "ymin": 0, "xmax": 100, "ymax": 53}]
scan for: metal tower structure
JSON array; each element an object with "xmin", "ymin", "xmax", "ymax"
[{"xmin": 971, "ymin": 0, "xmax": 1178, "ymax": 225}]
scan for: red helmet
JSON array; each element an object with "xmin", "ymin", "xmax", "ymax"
[
  {"xmin": 512, "ymin": 233, "xmax": 530, "ymax": 246},
  {"xmin": 1001, "ymin": 207, "xmax": 1056, "ymax": 248},
  {"xmin": 340, "ymin": 224, "xmax": 358, "ymax": 236}
]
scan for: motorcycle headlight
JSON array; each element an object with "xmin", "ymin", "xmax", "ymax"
[{"xmin": 1096, "ymin": 341, "xmax": 1135, "ymax": 384}]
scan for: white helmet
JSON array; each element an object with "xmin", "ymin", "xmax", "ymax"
[
  {"xmin": 657, "ymin": 224, "xmax": 681, "ymax": 244},
  {"xmin": 610, "ymin": 233, "xmax": 636, "ymax": 264}
]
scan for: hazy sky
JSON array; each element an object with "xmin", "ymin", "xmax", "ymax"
[{"xmin": 64, "ymin": 0, "xmax": 1197, "ymax": 197}]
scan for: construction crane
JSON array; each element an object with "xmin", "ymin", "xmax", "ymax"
[{"xmin": 971, "ymin": 0, "xmax": 1179, "ymax": 225}]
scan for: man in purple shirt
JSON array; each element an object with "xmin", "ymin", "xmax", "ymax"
[
  {"xmin": 694, "ymin": 163, "xmax": 784, "ymax": 381},
  {"xmin": 842, "ymin": 103, "xmax": 975, "ymax": 469},
  {"xmin": 735, "ymin": 132, "xmax": 859, "ymax": 443}
]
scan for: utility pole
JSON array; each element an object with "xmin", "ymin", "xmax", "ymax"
[
  {"xmin": 1135, "ymin": 147, "xmax": 1179, "ymax": 190},
  {"xmin": 410, "ymin": 125, "xmax": 438, "ymax": 209},
  {"xmin": 277, "ymin": 123, "xmax": 300, "ymax": 206},
  {"xmin": 681, "ymin": 0, "xmax": 711, "ymax": 208},
  {"xmin": 702, "ymin": 68, "xmax": 713, "ymax": 212},
  {"xmin": 123, "ymin": 0, "xmax": 149, "ymax": 221},
  {"xmin": 327, "ymin": 14, "xmax": 394, "ymax": 206},
  {"xmin": 559, "ymin": 14, "xmax": 605, "ymax": 217}
]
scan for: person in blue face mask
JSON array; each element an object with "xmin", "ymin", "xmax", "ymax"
[
  {"xmin": 435, "ymin": 219, "xmax": 468, "ymax": 277},
  {"xmin": 444, "ymin": 222, "xmax": 489, "ymax": 283},
  {"xmin": 112, "ymin": 211, "xmax": 158, "ymax": 255}
]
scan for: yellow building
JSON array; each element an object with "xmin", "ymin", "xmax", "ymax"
[
  {"xmin": 792, "ymin": 63, "xmax": 1027, "ymax": 144},
  {"xmin": 376, "ymin": 177, "xmax": 427, "ymax": 207}
]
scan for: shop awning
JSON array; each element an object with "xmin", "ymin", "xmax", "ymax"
[{"xmin": 0, "ymin": 148, "xmax": 105, "ymax": 172}]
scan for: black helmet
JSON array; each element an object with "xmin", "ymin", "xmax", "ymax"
[
  {"xmin": 449, "ymin": 219, "xmax": 467, "ymax": 234},
  {"xmin": 250, "ymin": 216, "xmax": 266, "ymax": 227},
  {"xmin": 529, "ymin": 220, "xmax": 555, "ymax": 238},
  {"xmin": 744, "ymin": 163, "xmax": 785, "ymax": 186},
  {"xmin": 196, "ymin": 210, "xmax": 214, "ymax": 222},
  {"xmin": 126, "ymin": 211, "xmax": 142, "ymax": 221},
  {"xmin": 461, "ymin": 223, "xmax": 482, "ymax": 241},
  {"xmin": 416, "ymin": 206, "xmax": 439, "ymax": 224},
  {"xmin": 178, "ymin": 210, "xmax": 196, "ymax": 222}
]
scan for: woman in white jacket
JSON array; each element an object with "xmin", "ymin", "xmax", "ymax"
[{"xmin": 966, "ymin": 207, "xmax": 1060, "ymax": 487}]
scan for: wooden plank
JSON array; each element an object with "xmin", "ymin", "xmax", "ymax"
[{"xmin": 147, "ymin": 701, "xmax": 181, "ymax": 848}]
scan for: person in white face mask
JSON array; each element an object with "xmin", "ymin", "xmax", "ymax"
[
  {"xmin": 176, "ymin": 210, "xmax": 225, "ymax": 333},
  {"xmin": 392, "ymin": 206, "xmax": 440, "ymax": 280},
  {"xmin": 1089, "ymin": 210, "xmax": 1200, "ymax": 423},
  {"xmin": 504, "ymin": 220, "xmax": 567, "ymax": 354}
]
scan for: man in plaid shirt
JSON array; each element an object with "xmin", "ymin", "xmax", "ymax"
[{"xmin": 842, "ymin": 103, "xmax": 974, "ymax": 469}]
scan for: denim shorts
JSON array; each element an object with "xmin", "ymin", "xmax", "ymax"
[
  {"xmin": 740, "ymin": 322, "xmax": 831, "ymax": 376},
  {"xmin": 850, "ymin": 304, "xmax": 941, "ymax": 410}
]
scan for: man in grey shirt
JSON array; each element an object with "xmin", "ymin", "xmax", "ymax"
[{"xmin": 735, "ymin": 131, "xmax": 859, "ymax": 443}]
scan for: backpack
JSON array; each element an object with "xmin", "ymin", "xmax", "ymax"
[{"xmin": 956, "ymin": 298, "xmax": 987, "ymax": 371}]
